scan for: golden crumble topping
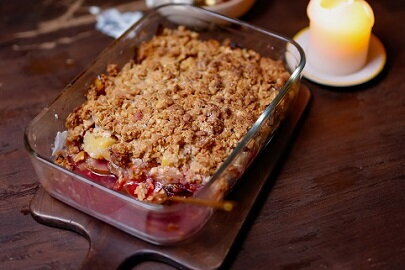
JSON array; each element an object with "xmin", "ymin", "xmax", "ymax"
[{"xmin": 57, "ymin": 26, "xmax": 290, "ymax": 201}]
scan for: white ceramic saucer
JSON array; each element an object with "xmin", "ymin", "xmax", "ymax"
[{"xmin": 289, "ymin": 27, "xmax": 386, "ymax": 87}]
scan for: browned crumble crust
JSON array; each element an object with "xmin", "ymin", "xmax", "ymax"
[{"xmin": 58, "ymin": 26, "xmax": 290, "ymax": 199}]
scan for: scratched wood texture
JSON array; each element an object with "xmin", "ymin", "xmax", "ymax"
[{"xmin": 0, "ymin": 0, "xmax": 404, "ymax": 269}]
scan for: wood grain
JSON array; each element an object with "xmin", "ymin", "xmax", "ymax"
[{"xmin": 1, "ymin": 0, "xmax": 404, "ymax": 269}]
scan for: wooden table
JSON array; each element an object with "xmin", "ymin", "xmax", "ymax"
[{"xmin": 1, "ymin": 0, "xmax": 404, "ymax": 269}]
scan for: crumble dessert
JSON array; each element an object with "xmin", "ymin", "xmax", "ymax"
[{"xmin": 55, "ymin": 26, "xmax": 290, "ymax": 203}]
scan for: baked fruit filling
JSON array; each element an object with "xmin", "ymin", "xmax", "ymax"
[{"xmin": 54, "ymin": 26, "xmax": 290, "ymax": 203}]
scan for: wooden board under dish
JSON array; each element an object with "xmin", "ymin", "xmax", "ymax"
[{"xmin": 30, "ymin": 85, "xmax": 311, "ymax": 270}]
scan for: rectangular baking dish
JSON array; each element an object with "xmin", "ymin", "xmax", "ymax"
[{"xmin": 24, "ymin": 4, "xmax": 305, "ymax": 245}]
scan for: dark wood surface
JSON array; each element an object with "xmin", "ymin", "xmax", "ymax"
[
  {"xmin": 0, "ymin": 0, "xmax": 404, "ymax": 269},
  {"xmin": 29, "ymin": 85, "xmax": 310, "ymax": 270}
]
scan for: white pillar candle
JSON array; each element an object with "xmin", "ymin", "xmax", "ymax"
[{"xmin": 307, "ymin": 0, "xmax": 374, "ymax": 75}]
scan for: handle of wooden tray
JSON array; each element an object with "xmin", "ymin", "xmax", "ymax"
[
  {"xmin": 30, "ymin": 188, "xmax": 179, "ymax": 270},
  {"xmin": 81, "ymin": 236, "xmax": 182, "ymax": 270}
]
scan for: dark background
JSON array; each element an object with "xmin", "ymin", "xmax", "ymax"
[{"xmin": 0, "ymin": 0, "xmax": 404, "ymax": 269}]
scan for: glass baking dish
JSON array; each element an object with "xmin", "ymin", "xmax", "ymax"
[{"xmin": 24, "ymin": 4, "xmax": 305, "ymax": 245}]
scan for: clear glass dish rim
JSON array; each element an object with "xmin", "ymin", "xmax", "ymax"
[{"xmin": 24, "ymin": 3, "xmax": 306, "ymax": 213}]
